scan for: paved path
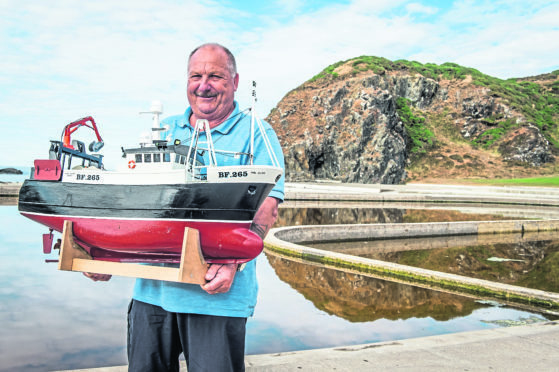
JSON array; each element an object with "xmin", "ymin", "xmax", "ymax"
[
  {"xmin": 285, "ymin": 181, "xmax": 559, "ymax": 206},
  {"xmin": 62, "ymin": 321, "xmax": 559, "ymax": 371},
  {"xmin": 245, "ymin": 320, "xmax": 559, "ymax": 371}
]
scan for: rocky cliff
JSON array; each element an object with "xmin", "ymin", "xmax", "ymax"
[{"xmin": 267, "ymin": 57, "xmax": 559, "ymax": 183}]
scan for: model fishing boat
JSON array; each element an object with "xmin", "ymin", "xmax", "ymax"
[{"xmin": 18, "ymin": 98, "xmax": 282, "ymax": 265}]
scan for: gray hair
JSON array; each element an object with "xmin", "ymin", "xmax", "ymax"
[{"xmin": 188, "ymin": 43, "xmax": 237, "ymax": 77}]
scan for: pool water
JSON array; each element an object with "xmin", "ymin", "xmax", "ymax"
[{"xmin": 308, "ymin": 232, "xmax": 559, "ymax": 293}]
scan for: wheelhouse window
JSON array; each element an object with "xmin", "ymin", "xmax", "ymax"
[
  {"xmin": 163, "ymin": 153, "xmax": 171, "ymax": 162},
  {"xmin": 153, "ymin": 153, "xmax": 161, "ymax": 162},
  {"xmin": 175, "ymin": 154, "xmax": 180, "ymax": 163},
  {"xmin": 144, "ymin": 154, "xmax": 152, "ymax": 163},
  {"xmin": 135, "ymin": 154, "xmax": 142, "ymax": 163}
]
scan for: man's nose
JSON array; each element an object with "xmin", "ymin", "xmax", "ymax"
[{"xmin": 199, "ymin": 76, "xmax": 211, "ymax": 90}]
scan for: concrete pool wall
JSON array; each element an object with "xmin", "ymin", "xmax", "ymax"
[
  {"xmin": 266, "ymin": 220, "xmax": 559, "ymax": 311},
  {"xmin": 266, "ymin": 183, "xmax": 559, "ymax": 312}
]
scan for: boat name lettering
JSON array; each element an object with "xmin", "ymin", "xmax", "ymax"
[
  {"xmin": 75, "ymin": 174, "xmax": 101, "ymax": 181},
  {"xmin": 218, "ymin": 171, "xmax": 248, "ymax": 178}
]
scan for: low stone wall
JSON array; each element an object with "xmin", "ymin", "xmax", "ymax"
[
  {"xmin": 273, "ymin": 219, "xmax": 559, "ymax": 244},
  {"xmin": 265, "ymin": 219, "xmax": 559, "ymax": 311},
  {"xmin": 0, "ymin": 183, "xmax": 21, "ymax": 197}
]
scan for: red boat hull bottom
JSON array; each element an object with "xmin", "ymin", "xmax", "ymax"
[{"xmin": 22, "ymin": 213, "xmax": 262, "ymax": 264}]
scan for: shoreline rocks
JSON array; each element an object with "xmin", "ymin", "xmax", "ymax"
[{"xmin": 0, "ymin": 168, "xmax": 23, "ymax": 175}]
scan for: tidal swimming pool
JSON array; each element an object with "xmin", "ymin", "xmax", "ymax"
[
  {"xmin": 307, "ymin": 231, "xmax": 559, "ymax": 293},
  {"xmin": 1, "ymin": 204, "xmax": 556, "ymax": 371}
]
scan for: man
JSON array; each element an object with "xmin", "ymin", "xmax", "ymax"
[{"xmin": 86, "ymin": 43, "xmax": 284, "ymax": 372}]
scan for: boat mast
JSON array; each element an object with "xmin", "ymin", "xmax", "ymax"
[
  {"xmin": 250, "ymin": 81, "xmax": 256, "ymax": 165},
  {"xmin": 249, "ymin": 83, "xmax": 281, "ymax": 169},
  {"xmin": 139, "ymin": 100, "xmax": 165, "ymax": 143}
]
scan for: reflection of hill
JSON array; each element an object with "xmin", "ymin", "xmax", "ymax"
[
  {"xmin": 518, "ymin": 248, "xmax": 559, "ymax": 292},
  {"xmin": 276, "ymin": 207, "xmax": 512, "ymax": 229},
  {"xmin": 276, "ymin": 208, "xmax": 404, "ymax": 227},
  {"xmin": 266, "ymin": 253, "xmax": 483, "ymax": 323}
]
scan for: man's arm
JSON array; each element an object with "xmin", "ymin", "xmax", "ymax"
[
  {"xmin": 201, "ymin": 196, "xmax": 280, "ymax": 294},
  {"xmin": 248, "ymin": 196, "xmax": 280, "ymax": 239}
]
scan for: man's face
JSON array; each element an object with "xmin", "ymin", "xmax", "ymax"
[{"xmin": 187, "ymin": 46, "xmax": 239, "ymax": 125}]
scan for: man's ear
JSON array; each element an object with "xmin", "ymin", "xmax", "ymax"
[{"xmin": 233, "ymin": 73, "xmax": 239, "ymax": 91}]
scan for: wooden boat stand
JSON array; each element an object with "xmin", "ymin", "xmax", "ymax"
[{"xmin": 58, "ymin": 220, "xmax": 208, "ymax": 284}]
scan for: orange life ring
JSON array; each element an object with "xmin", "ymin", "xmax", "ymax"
[{"xmin": 128, "ymin": 160, "xmax": 136, "ymax": 169}]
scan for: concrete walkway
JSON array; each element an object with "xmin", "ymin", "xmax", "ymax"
[
  {"xmin": 62, "ymin": 321, "xmax": 559, "ymax": 371},
  {"xmin": 285, "ymin": 181, "xmax": 559, "ymax": 206},
  {"xmin": 245, "ymin": 320, "xmax": 559, "ymax": 371}
]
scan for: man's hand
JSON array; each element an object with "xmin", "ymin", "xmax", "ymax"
[
  {"xmin": 201, "ymin": 263, "xmax": 237, "ymax": 294},
  {"xmin": 83, "ymin": 272, "xmax": 112, "ymax": 281},
  {"xmin": 200, "ymin": 197, "xmax": 280, "ymax": 295}
]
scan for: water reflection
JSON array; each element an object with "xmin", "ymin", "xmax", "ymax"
[
  {"xmin": 308, "ymin": 232, "xmax": 559, "ymax": 293},
  {"xmin": 266, "ymin": 253, "xmax": 484, "ymax": 322},
  {"xmin": 276, "ymin": 203, "xmax": 532, "ymax": 227},
  {"xmin": 277, "ymin": 207, "xmax": 404, "ymax": 226},
  {"xmin": 0, "ymin": 197, "xmax": 17, "ymax": 206},
  {"xmin": 0, "ymin": 207, "xmax": 133, "ymax": 371},
  {"xmin": 250, "ymin": 252, "xmax": 553, "ymax": 355}
]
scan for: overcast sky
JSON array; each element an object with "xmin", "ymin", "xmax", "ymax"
[{"xmin": 2, "ymin": 0, "xmax": 558, "ymax": 168}]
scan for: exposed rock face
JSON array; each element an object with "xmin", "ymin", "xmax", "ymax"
[
  {"xmin": 269, "ymin": 74, "xmax": 448, "ymax": 184},
  {"xmin": 267, "ymin": 60, "xmax": 558, "ymax": 184},
  {"xmin": 499, "ymin": 125, "xmax": 554, "ymax": 166},
  {"xmin": 459, "ymin": 97, "xmax": 514, "ymax": 139}
]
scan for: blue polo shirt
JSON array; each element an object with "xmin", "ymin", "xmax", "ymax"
[{"xmin": 132, "ymin": 102, "xmax": 285, "ymax": 317}]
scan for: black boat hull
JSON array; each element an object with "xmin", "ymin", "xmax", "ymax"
[{"xmin": 18, "ymin": 180, "xmax": 275, "ymax": 263}]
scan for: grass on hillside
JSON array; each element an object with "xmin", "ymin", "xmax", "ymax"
[
  {"xmin": 472, "ymin": 176, "xmax": 559, "ymax": 187},
  {"xmin": 395, "ymin": 97, "xmax": 434, "ymax": 155},
  {"xmin": 309, "ymin": 56, "xmax": 559, "ymax": 150}
]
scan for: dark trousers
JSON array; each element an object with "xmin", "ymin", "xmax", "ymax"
[{"xmin": 127, "ymin": 299, "xmax": 247, "ymax": 372}]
